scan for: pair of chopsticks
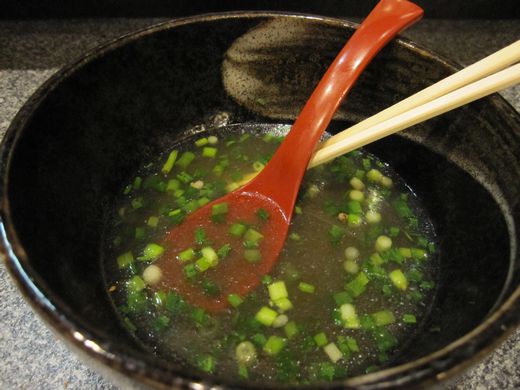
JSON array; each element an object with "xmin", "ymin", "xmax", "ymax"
[{"xmin": 308, "ymin": 40, "xmax": 520, "ymax": 168}]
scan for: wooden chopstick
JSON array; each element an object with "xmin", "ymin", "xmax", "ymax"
[{"xmin": 308, "ymin": 40, "xmax": 520, "ymax": 168}]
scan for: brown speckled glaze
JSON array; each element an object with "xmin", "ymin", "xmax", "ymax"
[{"xmin": 0, "ymin": 12, "xmax": 518, "ymax": 389}]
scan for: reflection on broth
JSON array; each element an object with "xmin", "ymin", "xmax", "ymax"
[{"xmin": 103, "ymin": 127, "xmax": 438, "ymax": 384}]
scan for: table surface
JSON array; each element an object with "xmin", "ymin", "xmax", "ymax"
[{"xmin": 0, "ymin": 18, "xmax": 519, "ymax": 390}]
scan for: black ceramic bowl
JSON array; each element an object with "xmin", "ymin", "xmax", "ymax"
[{"xmin": 1, "ymin": 12, "xmax": 519, "ymax": 389}]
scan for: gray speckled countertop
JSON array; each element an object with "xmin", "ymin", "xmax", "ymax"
[{"xmin": 0, "ymin": 18, "xmax": 519, "ymax": 390}]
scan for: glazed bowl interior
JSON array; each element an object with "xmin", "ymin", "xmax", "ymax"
[{"xmin": 1, "ymin": 13, "xmax": 519, "ymax": 388}]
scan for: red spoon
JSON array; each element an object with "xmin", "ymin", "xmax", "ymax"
[{"xmin": 155, "ymin": 0, "xmax": 423, "ymax": 312}]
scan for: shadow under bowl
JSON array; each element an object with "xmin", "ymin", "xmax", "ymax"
[{"xmin": 0, "ymin": 12, "xmax": 519, "ymax": 389}]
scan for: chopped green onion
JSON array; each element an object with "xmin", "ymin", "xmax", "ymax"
[
  {"xmin": 235, "ymin": 341, "xmax": 257, "ymax": 365},
  {"xmin": 227, "ymin": 293, "xmax": 243, "ymax": 308},
  {"xmin": 255, "ymin": 306, "xmax": 278, "ymax": 326},
  {"xmin": 345, "ymin": 272, "xmax": 370, "ymax": 297},
  {"xmin": 294, "ymin": 206, "xmax": 302, "ymax": 215},
  {"xmin": 201, "ymin": 279, "xmax": 220, "ymax": 296},
  {"xmin": 252, "ymin": 161, "xmax": 265, "ymax": 172},
  {"xmin": 164, "ymin": 292, "xmax": 188, "ymax": 313},
  {"xmin": 329, "ymin": 224, "xmax": 345, "ymax": 245},
  {"xmin": 375, "ymin": 235, "xmax": 392, "ymax": 252},
  {"xmin": 289, "ymin": 233, "xmax": 301, "ymax": 241},
  {"xmin": 211, "ymin": 202, "xmax": 228, "ymax": 223},
  {"xmin": 229, "ymin": 223, "xmax": 247, "ymax": 237},
  {"xmin": 217, "ymin": 244, "xmax": 232, "ymax": 259},
  {"xmin": 298, "ymin": 282, "xmax": 315, "ymax": 293},
  {"xmin": 344, "ymin": 246, "xmax": 360, "ymax": 260},
  {"xmin": 133, "ymin": 176, "xmax": 142, "ymax": 190},
  {"xmin": 284, "ymin": 321, "xmax": 299, "ymax": 339},
  {"xmin": 251, "ymin": 333, "xmax": 267, "ymax": 347},
  {"xmin": 256, "ymin": 208, "xmax": 270, "ymax": 221},
  {"xmin": 127, "ymin": 291, "xmax": 147, "ymax": 312},
  {"xmin": 348, "ymin": 214, "xmax": 363, "ymax": 227},
  {"xmin": 134, "ymin": 227, "xmax": 146, "ymax": 240},
  {"xmin": 274, "ymin": 297, "xmax": 293, "ymax": 312},
  {"xmin": 333, "ymin": 291, "xmax": 352, "ymax": 305},
  {"xmin": 183, "ymin": 264, "xmax": 197, "ymax": 280},
  {"xmin": 201, "ymin": 247, "xmax": 218, "ymax": 266},
  {"xmin": 355, "ymin": 169, "xmax": 365, "ymax": 179},
  {"xmin": 380, "ymin": 176, "xmax": 393, "ymax": 188},
  {"xmin": 197, "ymin": 197, "xmax": 210, "ymax": 207},
  {"xmin": 366, "ymin": 210, "xmax": 382, "ymax": 224},
  {"xmin": 238, "ymin": 365, "xmax": 248, "ymax": 379},
  {"xmin": 113, "ymin": 236, "xmax": 122, "ymax": 246},
  {"xmin": 131, "ymin": 197, "xmax": 144, "ymax": 209},
  {"xmin": 367, "ymin": 169, "xmax": 383, "ymax": 182},
  {"xmin": 306, "ymin": 184, "xmax": 320, "ymax": 198},
  {"xmin": 153, "ymin": 291, "xmax": 166, "ymax": 306},
  {"xmin": 244, "ymin": 249, "xmax": 261, "ymax": 263},
  {"xmin": 263, "ymin": 336, "xmax": 286, "ymax": 356},
  {"xmin": 179, "ymin": 248, "xmax": 195, "ymax": 261},
  {"xmin": 195, "ymin": 257, "xmax": 212, "ymax": 272},
  {"xmin": 168, "ymin": 208, "xmax": 185, "ymax": 225},
  {"xmin": 420, "ymin": 280, "xmax": 435, "ymax": 290},
  {"xmin": 176, "ymin": 151, "xmax": 195, "ymax": 168},
  {"xmin": 202, "ymin": 147, "xmax": 218, "ymax": 158},
  {"xmin": 403, "ymin": 314, "xmax": 417, "ymax": 323},
  {"xmin": 196, "ymin": 355, "xmax": 215, "ymax": 373},
  {"xmin": 137, "ymin": 243, "xmax": 164, "ymax": 262},
  {"xmin": 372, "ymin": 310, "xmax": 396, "ymax": 326},
  {"xmin": 314, "ymin": 332, "xmax": 328, "ymax": 347},
  {"xmin": 389, "ymin": 226, "xmax": 400, "ymax": 237},
  {"xmin": 152, "ymin": 315, "xmax": 170, "ymax": 331},
  {"xmin": 370, "ymin": 252, "xmax": 385, "ymax": 265},
  {"xmin": 372, "ymin": 327, "xmax": 398, "ymax": 352},
  {"xmin": 142, "ymin": 264, "xmax": 162, "ymax": 285},
  {"xmin": 147, "ymin": 216, "xmax": 159, "ymax": 228},
  {"xmin": 340, "ymin": 303, "xmax": 361, "ymax": 329},
  {"xmin": 243, "ymin": 228, "xmax": 264, "ymax": 243},
  {"xmin": 194, "ymin": 228, "xmax": 207, "ymax": 245},
  {"xmin": 272, "ymin": 314, "xmax": 289, "ymax": 328},
  {"xmin": 362, "ymin": 158, "xmax": 371, "ymax": 171},
  {"xmin": 195, "ymin": 137, "xmax": 209, "ymax": 147},
  {"xmin": 127, "ymin": 275, "xmax": 145, "ymax": 293},
  {"xmin": 324, "ymin": 342, "xmax": 343, "ymax": 363},
  {"xmin": 411, "ymin": 248, "xmax": 427, "ymax": 260},
  {"xmin": 166, "ymin": 179, "xmax": 180, "ymax": 191},
  {"xmin": 268, "ymin": 281, "xmax": 288, "ymax": 301},
  {"xmin": 343, "ymin": 260, "xmax": 359, "ymax": 274},
  {"xmin": 182, "ymin": 199, "xmax": 199, "ymax": 214},
  {"xmin": 346, "ymin": 336, "xmax": 359, "ymax": 352},
  {"xmin": 346, "ymin": 200, "xmax": 362, "ymax": 214},
  {"xmin": 398, "ymin": 247, "xmax": 412, "ymax": 258},
  {"xmin": 161, "ymin": 150, "xmax": 179, "ymax": 174},
  {"xmin": 349, "ymin": 190, "xmax": 365, "ymax": 201},
  {"xmin": 239, "ymin": 134, "xmax": 250, "ymax": 143},
  {"xmin": 117, "ymin": 251, "xmax": 134, "ymax": 269},
  {"xmin": 191, "ymin": 307, "xmax": 209, "ymax": 326},
  {"xmin": 350, "ymin": 177, "xmax": 365, "ymax": 190},
  {"xmin": 389, "ymin": 269, "xmax": 408, "ymax": 291}
]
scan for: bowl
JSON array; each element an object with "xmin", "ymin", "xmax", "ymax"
[{"xmin": 0, "ymin": 12, "xmax": 519, "ymax": 389}]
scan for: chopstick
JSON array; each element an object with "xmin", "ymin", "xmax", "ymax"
[{"xmin": 308, "ymin": 40, "xmax": 520, "ymax": 168}]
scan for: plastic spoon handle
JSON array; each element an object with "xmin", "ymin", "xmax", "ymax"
[
  {"xmin": 242, "ymin": 0, "xmax": 423, "ymax": 218},
  {"xmin": 310, "ymin": 39, "xmax": 520, "ymax": 167},
  {"xmin": 310, "ymin": 62, "xmax": 520, "ymax": 165}
]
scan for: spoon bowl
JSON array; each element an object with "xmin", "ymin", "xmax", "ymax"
[{"xmin": 157, "ymin": 0, "xmax": 423, "ymax": 311}]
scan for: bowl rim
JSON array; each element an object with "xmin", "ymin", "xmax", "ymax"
[{"xmin": 0, "ymin": 10, "xmax": 519, "ymax": 389}]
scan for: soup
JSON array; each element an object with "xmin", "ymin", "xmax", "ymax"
[{"xmin": 103, "ymin": 127, "xmax": 437, "ymax": 384}]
